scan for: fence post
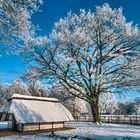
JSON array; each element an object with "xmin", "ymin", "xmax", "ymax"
[{"xmin": 84, "ymin": 115, "xmax": 86, "ymax": 122}]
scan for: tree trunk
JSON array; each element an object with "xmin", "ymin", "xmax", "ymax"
[{"xmin": 90, "ymin": 96, "xmax": 101, "ymax": 123}]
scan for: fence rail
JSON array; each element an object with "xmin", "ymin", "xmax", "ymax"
[{"xmin": 75, "ymin": 115, "xmax": 140, "ymax": 125}]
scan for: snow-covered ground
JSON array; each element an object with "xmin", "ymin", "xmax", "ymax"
[{"xmin": 0, "ymin": 122, "xmax": 140, "ymax": 140}]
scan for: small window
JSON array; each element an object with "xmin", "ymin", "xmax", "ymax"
[{"xmin": 0, "ymin": 121, "xmax": 8, "ymax": 129}]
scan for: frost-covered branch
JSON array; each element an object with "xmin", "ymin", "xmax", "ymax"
[{"xmin": 0, "ymin": 0, "xmax": 42, "ymax": 52}]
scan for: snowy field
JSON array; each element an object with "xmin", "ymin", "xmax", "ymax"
[{"xmin": 0, "ymin": 122, "xmax": 140, "ymax": 140}]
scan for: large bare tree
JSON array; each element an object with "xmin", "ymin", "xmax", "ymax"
[{"xmin": 24, "ymin": 4, "xmax": 140, "ymax": 122}]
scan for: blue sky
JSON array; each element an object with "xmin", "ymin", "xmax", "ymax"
[{"xmin": 0, "ymin": 0, "xmax": 140, "ymax": 99}]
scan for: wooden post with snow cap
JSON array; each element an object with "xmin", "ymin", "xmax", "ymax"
[{"xmin": 51, "ymin": 122, "xmax": 54, "ymax": 135}]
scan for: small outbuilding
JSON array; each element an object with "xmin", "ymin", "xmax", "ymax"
[{"xmin": 0, "ymin": 94, "xmax": 74, "ymax": 131}]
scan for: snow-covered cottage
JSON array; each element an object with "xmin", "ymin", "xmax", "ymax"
[{"xmin": 0, "ymin": 94, "xmax": 74, "ymax": 131}]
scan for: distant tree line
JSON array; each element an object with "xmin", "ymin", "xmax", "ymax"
[
  {"xmin": 114, "ymin": 98, "xmax": 140, "ymax": 115},
  {"xmin": 49, "ymin": 84, "xmax": 140, "ymax": 116},
  {"xmin": 0, "ymin": 78, "xmax": 48, "ymax": 107},
  {"xmin": 0, "ymin": 79, "xmax": 140, "ymax": 116}
]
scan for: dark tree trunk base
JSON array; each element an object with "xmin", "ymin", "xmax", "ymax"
[{"xmin": 90, "ymin": 99, "xmax": 101, "ymax": 123}]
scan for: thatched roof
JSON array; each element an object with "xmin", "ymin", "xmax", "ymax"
[{"xmin": 0, "ymin": 94, "xmax": 74, "ymax": 124}]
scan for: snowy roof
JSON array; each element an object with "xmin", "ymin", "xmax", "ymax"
[
  {"xmin": 8, "ymin": 94, "xmax": 59, "ymax": 102},
  {"xmin": 0, "ymin": 94, "xmax": 74, "ymax": 123}
]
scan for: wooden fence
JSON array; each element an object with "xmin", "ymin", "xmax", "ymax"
[{"xmin": 75, "ymin": 115, "xmax": 140, "ymax": 125}]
